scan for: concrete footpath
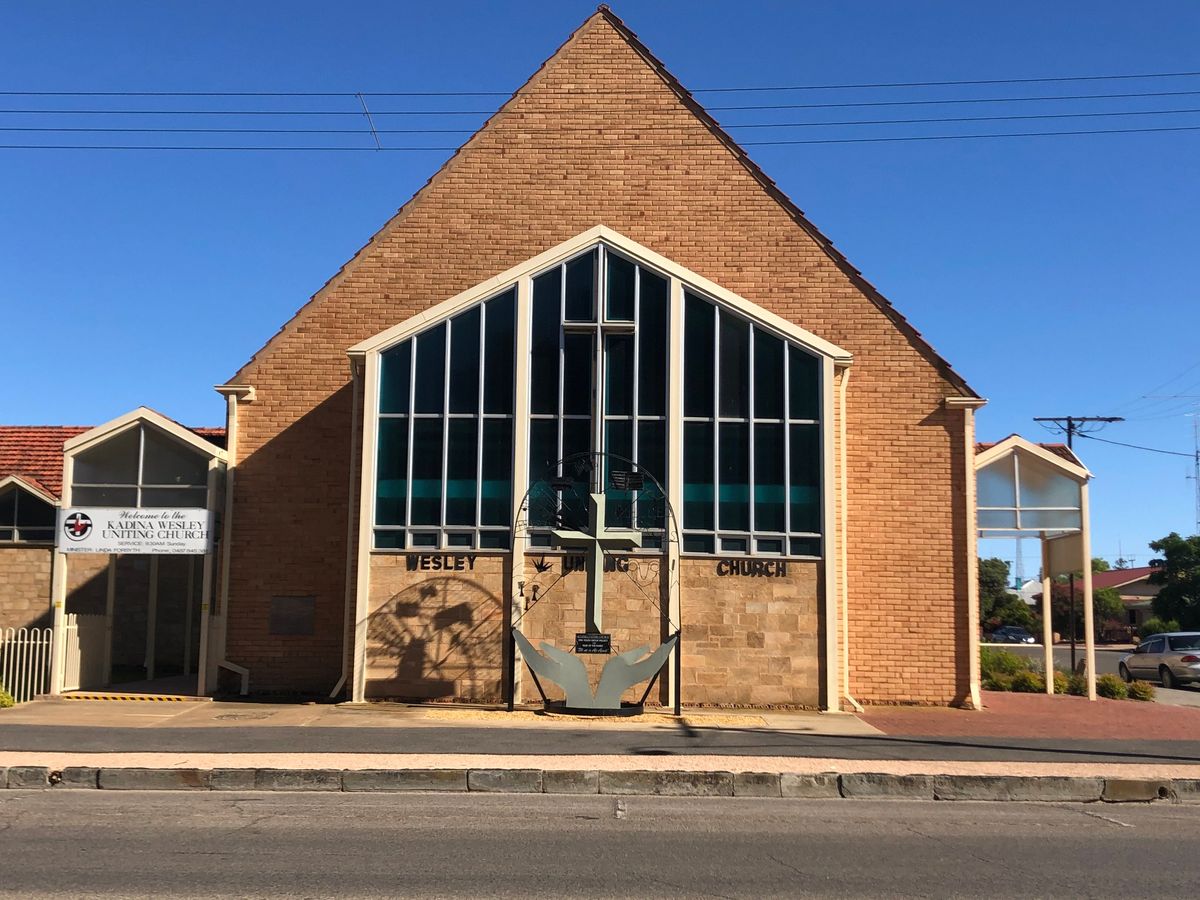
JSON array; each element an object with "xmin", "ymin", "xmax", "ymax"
[{"xmin": 4, "ymin": 695, "xmax": 1200, "ymax": 802}]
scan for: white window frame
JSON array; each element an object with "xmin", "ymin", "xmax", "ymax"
[{"xmin": 0, "ymin": 476, "xmax": 58, "ymax": 545}]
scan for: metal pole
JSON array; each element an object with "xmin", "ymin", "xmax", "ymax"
[
  {"xmin": 673, "ymin": 629, "xmax": 682, "ymax": 717},
  {"xmin": 1069, "ymin": 572, "xmax": 1077, "ymax": 672},
  {"xmin": 506, "ymin": 626, "xmax": 516, "ymax": 712}
]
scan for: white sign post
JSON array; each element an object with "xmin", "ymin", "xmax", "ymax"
[{"xmin": 57, "ymin": 508, "xmax": 212, "ymax": 555}]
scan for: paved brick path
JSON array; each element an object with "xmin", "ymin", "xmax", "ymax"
[{"xmin": 863, "ymin": 691, "xmax": 1200, "ymax": 740}]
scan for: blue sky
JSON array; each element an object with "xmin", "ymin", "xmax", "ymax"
[{"xmin": 2, "ymin": 1, "xmax": 1198, "ymax": 571}]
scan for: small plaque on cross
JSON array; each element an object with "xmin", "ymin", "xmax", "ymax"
[{"xmin": 574, "ymin": 633, "xmax": 612, "ymax": 654}]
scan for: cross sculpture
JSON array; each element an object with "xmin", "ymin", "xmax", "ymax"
[
  {"xmin": 515, "ymin": 490, "xmax": 677, "ymax": 713},
  {"xmin": 552, "ymin": 492, "xmax": 641, "ymax": 634}
]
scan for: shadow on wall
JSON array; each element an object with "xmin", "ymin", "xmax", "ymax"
[
  {"xmin": 226, "ymin": 384, "xmax": 354, "ymax": 693},
  {"xmin": 366, "ymin": 575, "xmax": 504, "ymax": 701}
]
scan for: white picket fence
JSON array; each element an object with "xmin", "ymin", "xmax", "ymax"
[
  {"xmin": 63, "ymin": 613, "xmax": 106, "ymax": 692},
  {"xmin": 0, "ymin": 625, "xmax": 52, "ymax": 704}
]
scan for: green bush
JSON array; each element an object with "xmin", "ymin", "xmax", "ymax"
[
  {"xmin": 0, "ymin": 684, "xmax": 13, "ymax": 709},
  {"xmin": 1052, "ymin": 671, "xmax": 1069, "ymax": 694},
  {"xmin": 1096, "ymin": 673, "xmax": 1129, "ymax": 700},
  {"xmin": 982, "ymin": 672, "xmax": 1014, "ymax": 691},
  {"xmin": 1128, "ymin": 680, "xmax": 1156, "ymax": 702},
  {"xmin": 980, "ymin": 646, "xmax": 1030, "ymax": 679},
  {"xmin": 1139, "ymin": 617, "xmax": 1180, "ymax": 639},
  {"xmin": 1011, "ymin": 670, "xmax": 1046, "ymax": 693},
  {"xmin": 1067, "ymin": 673, "xmax": 1088, "ymax": 697}
]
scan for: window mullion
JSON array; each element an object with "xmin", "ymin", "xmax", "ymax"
[
  {"xmin": 748, "ymin": 322, "xmax": 755, "ymax": 551},
  {"xmin": 711, "ymin": 302, "xmax": 719, "ymax": 537},
  {"xmin": 135, "ymin": 424, "xmax": 146, "ymax": 507},
  {"xmin": 632, "ymin": 262, "xmax": 640, "ymax": 524},
  {"xmin": 593, "ymin": 249, "xmax": 604, "ymax": 493},
  {"xmin": 783, "ymin": 341, "xmax": 791, "ymax": 540},
  {"xmin": 440, "ymin": 322, "xmax": 451, "ymax": 544},
  {"xmin": 405, "ymin": 338, "xmax": 416, "ymax": 541},
  {"xmin": 476, "ymin": 303, "xmax": 486, "ymax": 539}
]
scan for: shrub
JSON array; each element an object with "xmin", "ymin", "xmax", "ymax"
[
  {"xmin": 1067, "ymin": 673, "xmax": 1088, "ymax": 697},
  {"xmin": 1140, "ymin": 617, "xmax": 1180, "ymax": 638},
  {"xmin": 1011, "ymin": 670, "xmax": 1046, "ymax": 693},
  {"xmin": 980, "ymin": 647, "xmax": 1030, "ymax": 680},
  {"xmin": 1128, "ymin": 680, "xmax": 1156, "ymax": 702},
  {"xmin": 0, "ymin": 684, "xmax": 13, "ymax": 709},
  {"xmin": 1096, "ymin": 674, "xmax": 1129, "ymax": 700},
  {"xmin": 1052, "ymin": 671, "xmax": 1069, "ymax": 694},
  {"xmin": 982, "ymin": 672, "xmax": 1014, "ymax": 691}
]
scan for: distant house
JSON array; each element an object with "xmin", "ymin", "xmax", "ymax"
[{"xmin": 1090, "ymin": 567, "xmax": 1161, "ymax": 630}]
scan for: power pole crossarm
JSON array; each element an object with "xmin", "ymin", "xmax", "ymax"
[{"xmin": 1033, "ymin": 416, "xmax": 1125, "ymax": 450}]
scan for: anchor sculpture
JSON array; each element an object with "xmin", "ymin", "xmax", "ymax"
[{"xmin": 514, "ymin": 491, "xmax": 676, "ymax": 714}]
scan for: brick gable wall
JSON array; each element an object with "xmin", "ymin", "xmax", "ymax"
[{"xmin": 225, "ymin": 12, "xmax": 973, "ymax": 703}]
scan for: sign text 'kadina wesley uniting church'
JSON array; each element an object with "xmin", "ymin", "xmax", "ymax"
[{"xmin": 11, "ymin": 7, "xmax": 990, "ymax": 709}]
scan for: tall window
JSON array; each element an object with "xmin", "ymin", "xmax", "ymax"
[
  {"xmin": 374, "ymin": 287, "xmax": 516, "ymax": 550},
  {"xmin": 527, "ymin": 246, "xmax": 668, "ymax": 547},
  {"xmin": 71, "ymin": 424, "xmax": 209, "ymax": 507},
  {"xmin": 0, "ymin": 483, "xmax": 55, "ymax": 543},
  {"xmin": 682, "ymin": 291, "xmax": 822, "ymax": 557},
  {"xmin": 369, "ymin": 240, "xmax": 826, "ymax": 559}
]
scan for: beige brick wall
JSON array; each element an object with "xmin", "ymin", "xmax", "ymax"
[
  {"xmin": 226, "ymin": 12, "xmax": 974, "ymax": 703},
  {"xmin": 0, "ymin": 546, "xmax": 54, "ymax": 631}
]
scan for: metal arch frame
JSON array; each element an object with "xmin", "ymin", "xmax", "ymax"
[{"xmin": 507, "ymin": 449, "xmax": 684, "ymax": 716}]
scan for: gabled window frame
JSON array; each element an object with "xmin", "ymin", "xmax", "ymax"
[
  {"xmin": 0, "ymin": 476, "xmax": 58, "ymax": 545},
  {"xmin": 353, "ymin": 226, "xmax": 850, "ymax": 560}
]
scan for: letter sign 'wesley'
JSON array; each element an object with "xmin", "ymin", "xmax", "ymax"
[{"xmin": 552, "ymin": 492, "xmax": 641, "ymax": 634}]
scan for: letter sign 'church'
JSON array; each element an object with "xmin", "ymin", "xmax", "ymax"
[{"xmin": 1, "ymin": 7, "xmax": 989, "ymax": 709}]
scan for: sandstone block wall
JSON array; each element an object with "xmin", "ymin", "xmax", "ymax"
[{"xmin": 0, "ymin": 546, "xmax": 53, "ymax": 631}]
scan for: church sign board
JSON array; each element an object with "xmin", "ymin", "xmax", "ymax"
[{"xmin": 58, "ymin": 507, "xmax": 212, "ymax": 555}]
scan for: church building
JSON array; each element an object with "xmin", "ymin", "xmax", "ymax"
[{"xmin": 2, "ymin": 8, "xmax": 985, "ymax": 709}]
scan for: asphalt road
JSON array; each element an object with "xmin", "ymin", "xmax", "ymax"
[
  {"xmin": 1, "ymin": 791, "xmax": 1196, "ymax": 898},
  {"xmin": 998, "ymin": 644, "xmax": 1124, "ymax": 676},
  {"xmin": 3, "ymin": 722, "xmax": 1199, "ymax": 763}
]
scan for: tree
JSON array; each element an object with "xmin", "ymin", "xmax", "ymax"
[
  {"xmin": 979, "ymin": 557, "xmax": 1034, "ymax": 631},
  {"xmin": 1149, "ymin": 533, "xmax": 1200, "ymax": 629},
  {"xmin": 1092, "ymin": 557, "xmax": 1112, "ymax": 573},
  {"xmin": 1047, "ymin": 583, "xmax": 1124, "ymax": 639}
]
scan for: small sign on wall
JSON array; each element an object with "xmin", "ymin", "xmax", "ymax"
[
  {"xmin": 574, "ymin": 633, "xmax": 612, "ymax": 654},
  {"xmin": 58, "ymin": 508, "xmax": 212, "ymax": 555}
]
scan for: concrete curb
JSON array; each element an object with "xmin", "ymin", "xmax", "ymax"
[{"xmin": 3, "ymin": 767, "xmax": 1196, "ymax": 802}]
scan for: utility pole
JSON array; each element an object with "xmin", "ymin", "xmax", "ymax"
[
  {"xmin": 1140, "ymin": 398, "xmax": 1200, "ymax": 536},
  {"xmin": 1031, "ymin": 416, "xmax": 1124, "ymax": 670},
  {"xmin": 1191, "ymin": 409, "xmax": 1200, "ymax": 535}
]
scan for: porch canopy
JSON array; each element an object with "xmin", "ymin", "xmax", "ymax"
[
  {"xmin": 975, "ymin": 435, "xmax": 1097, "ymax": 700},
  {"xmin": 50, "ymin": 408, "xmax": 226, "ymax": 696}
]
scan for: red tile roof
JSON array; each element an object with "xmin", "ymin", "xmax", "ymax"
[
  {"xmin": 976, "ymin": 436, "xmax": 1083, "ymax": 466},
  {"xmin": 1091, "ymin": 566, "xmax": 1159, "ymax": 591},
  {"xmin": 0, "ymin": 425, "xmax": 225, "ymax": 500}
]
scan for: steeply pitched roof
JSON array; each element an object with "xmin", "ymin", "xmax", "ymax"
[
  {"xmin": 0, "ymin": 424, "xmax": 226, "ymax": 500},
  {"xmin": 225, "ymin": 5, "xmax": 978, "ymax": 399}
]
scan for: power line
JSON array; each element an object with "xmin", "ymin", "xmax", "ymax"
[
  {"xmin": 4, "ymin": 68, "xmax": 1200, "ymax": 97},
  {"xmin": 1075, "ymin": 432, "xmax": 1194, "ymax": 458},
  {"xmin": 6, "ymin": 87, "xmax": 1200, "ymax": 117},
  {"xmin": 5, "ymin": 106, "xmax": 1200, "ymax": 137},
  {"xmin": 2, "ymin": 123, "xmax": 1200, "ymax": 151},
  {"xmin": 1033, "ymin": 416, "xmax": 1125, "ymax": 449},
  {"xmin": 1108, "ymin": 360, "xmax": 1200, "ymax": 414}
]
